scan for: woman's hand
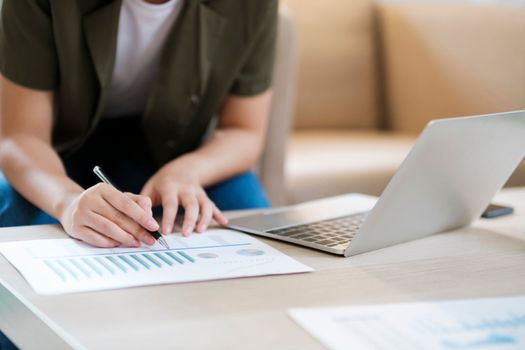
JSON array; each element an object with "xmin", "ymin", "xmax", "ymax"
[
  {"xmin": 59, "ymin": 183, "xmax": 160, "ymax": 247},
  {"xmin": 141, "ymin": 164, "xmax": 228, "ymax": 236}
]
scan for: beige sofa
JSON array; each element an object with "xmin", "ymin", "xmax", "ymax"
[{"xmin": 280, "ymin": 0, "xmax": 525, "ymax": 204}]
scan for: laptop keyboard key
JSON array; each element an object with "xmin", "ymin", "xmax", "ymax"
[
  {"xmin": 267, "ymin": 212, "xmax": 367, "ymax": 249},
  {"xmin": 290, "ymin": 234, "xmax": 310, "ymax": 240}
]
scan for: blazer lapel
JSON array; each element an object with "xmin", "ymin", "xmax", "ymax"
[
  {"xmin": 198, "ymin": 2, "xmax": 228, "ymax": 95},
  {"xmin": 145, "ymin": 0, "xmax": 226, "ymax": 120},
  {"xmin": 146, "ymin": 0, "xmax": 200, "ymax": 125},
  {"xmin": 83, "ymin": 0, "xmax": 122, "ymax": 89},
  {"xmin": 143, "ymin": 0, "xmax": 227, "ymax": 163}
]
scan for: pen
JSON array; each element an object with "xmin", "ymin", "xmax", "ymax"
[{"xmin": 93, "ymin": 166, "xmax": 170, "ymax": 249}]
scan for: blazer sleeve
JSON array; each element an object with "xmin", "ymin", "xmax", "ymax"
[
  {"xmin": 229, "ymin": 0, "xmax": 278, "ymax": 96},
  {"xmin": 0, "ymin": 0, "xmax": 58, "ymax": 89}
]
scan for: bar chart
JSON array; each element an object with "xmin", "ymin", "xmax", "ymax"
[
  {"xmin": 42, "ymin": 249, "xmax": 198, "ymax": 281},
  {"xmin": 0, "ymin": 229, "xmax": 312, "ymax": 295}
]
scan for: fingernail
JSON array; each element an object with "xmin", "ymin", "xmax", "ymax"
[
  {"xmin": 164, "ymin": 224, "xmax": 172, "ymax": 235},
  {"xmin": 199, "ymin": 224, "xmax": 207, "ymax": 232},
  {"xmin": 146, "ymin": 236, "xmax": 155, "ymax": 245},
  {"xmin": 147, "ymin": 218, "xmax": 159, "ymax": 231},
  {"xmin": 183, "ymin": 224, "xmax": 193, "ymax": 235}
]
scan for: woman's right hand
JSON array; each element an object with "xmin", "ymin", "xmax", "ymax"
[{"xmin": 59, "ymin": 183, "xmax": 161, "ymax": 248}]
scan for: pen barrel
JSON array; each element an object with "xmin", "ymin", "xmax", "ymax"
[{"xmin": 148, "ymin": 230, "xmax": 162, "ymax": 240}]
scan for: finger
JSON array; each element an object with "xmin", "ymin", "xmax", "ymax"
[
  {"xmin": 101, "ymin": 185, "xmax": 159, "ymax": 231},
  {"xmin": 125, "ymin": 193, "xmax": 153, "ymax": 216},
  {"xmin": 140, "ymin": 181, "xmax": 153, "ymax": 197},
  {"xmin": 212, "ymin": 204, "xmax": 228, "ymax": 225},
  {"xmin": 76, "ymin": 226, "xmax": 120, "ymax": 248},
  {"xmin": 180, "ymin": 192, "xmax": 199, "ymax": 236},
  {"xmin": 140, "ymin": 182, "xmax": 160, "ymax": 206},
  {"xmin": 161, "ymin": 190, "xmax": 179, "ymax": 235},
  {"xmin": 96, "ymin": 202, "xmax": 156, "ymax": 246},
  {"xmin": 86, "ymin": 212, "xmax": 140, "ymax": 247},
  {"xmin": 196, "ymin": 197, "xmax": 213, "ymax": 233}
]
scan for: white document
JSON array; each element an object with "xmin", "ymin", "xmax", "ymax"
[
  {"xmin": 0, "ymin": 229, "xmax": 312, "ymax": 295},
  {"xmin": 290, "ymin": 296, "xmax": 525, "ymax": 350}
]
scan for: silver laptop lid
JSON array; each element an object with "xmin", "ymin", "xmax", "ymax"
[{"xmin": 346, "ymin": 110, "xmax": 525, "ymax": 256}]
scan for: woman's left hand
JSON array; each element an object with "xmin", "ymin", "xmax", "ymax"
[{"xmin": 141, "ymin": 164, "xmax": 228, "ymax": 236}]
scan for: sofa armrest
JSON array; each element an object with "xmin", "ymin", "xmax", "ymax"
[{"xmin": 257, "ymin": 4, "xmax": 298, "ymax": 206}]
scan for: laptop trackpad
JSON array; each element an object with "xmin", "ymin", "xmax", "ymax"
[{"xmin": 229, "ymin": 208, "xmax": 329, "ymax": 232}]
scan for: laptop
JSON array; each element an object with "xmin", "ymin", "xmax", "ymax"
[{"xmin": 227, "ymin": 110, "xmax": 525, "ymax": 257}]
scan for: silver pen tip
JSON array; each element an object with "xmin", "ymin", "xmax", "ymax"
[{"xmin": 158, "ymin": 237, "xmax": 170, "ymax": 250}]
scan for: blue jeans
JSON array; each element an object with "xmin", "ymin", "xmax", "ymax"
[{"xmin": 0, "ymin": 332, "xmax": 17, "ymax": 350}]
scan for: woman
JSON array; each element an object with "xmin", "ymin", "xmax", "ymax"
[{"xmin": 0, "ymin": 0, "xmax": 277, "ymax": 249}]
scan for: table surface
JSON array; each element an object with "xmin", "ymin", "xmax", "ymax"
[{"xmin": 1, "ymin": 188, "xmax": 525, "ymax": 350}]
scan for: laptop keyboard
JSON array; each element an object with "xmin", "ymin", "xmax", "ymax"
[{"xmin": 266, "ymin": 212, "xmax": 368, "ymax": 249}]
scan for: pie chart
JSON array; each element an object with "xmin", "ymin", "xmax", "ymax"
[
  {"xmin": 197, "ymin": 253, "xmax": 219, "ymax": 259},
  {"xmin": 237, "ymin": 249, "xmax": 265, "ymax": 256}
]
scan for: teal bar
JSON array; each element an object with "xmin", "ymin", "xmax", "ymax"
[
  {"xmin": 178, "ymin": 251, "xmax": 195, "ymax": 263},
  {"xmin": 44, "ymin": 260, "xmax": 66, "ymax": 281},
  {"xmin": 153, "ymin": 252, "xmax": 172, "ymax": 266},
  {"xmin": 81, "ymin": 258, "xmax": 103, "ymax": 277},
  {"xmin": 107, "ymin": 256, "xmax": 127, "ymax": 273},
  {"xmin": 166, "ymin": 251, "xmax": 184, "ymax": 264},
  {"xmin": 56, "ymin": 259, "xmax": 79, "ymax": 279},
  {"xmin": 130, "ymin": 255, "xmax": 150, "ymax": 270},
  {"xmin": 95, "ymin": 257, "xmax": 115, "ymax": 274},
  {"xmin": 143, "ymin": 254, "xmax": 162, "ymax": 268},
  {"xmin": 118, "ymin": 255, "xmax": 139, "ymax": 271},
  {"xmin": 69, "ymin": 259, "xmax": 91, "ymax": 278}
]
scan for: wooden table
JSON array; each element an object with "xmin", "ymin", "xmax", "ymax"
[{"xmin": 1, "ymin": 188, "xmax": 524, "ymax": 350}]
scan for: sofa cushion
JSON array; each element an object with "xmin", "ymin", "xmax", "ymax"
[
  {"xmin": 282, "ymin": 0, "xmax": 379, "ymax": 129},
  {"xmin": 286, "ymin": 130, "xmax": 525, "ymax": 204},
  {"xmin": 379, "ymin": 2, "xmax": 525, "ymax": 133},
  {"xmin": 285, "ymin": 130, "xmax": 415, "ymax": 203}
]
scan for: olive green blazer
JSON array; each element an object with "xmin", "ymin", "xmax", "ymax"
[{"xmin": 0, "ymin": 0, "xmax": 277, "ymax": 165}]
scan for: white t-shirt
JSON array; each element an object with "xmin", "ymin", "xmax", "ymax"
[{"xmin": 104, "ymin": 0, "xmax": 184, "ymax": 117}]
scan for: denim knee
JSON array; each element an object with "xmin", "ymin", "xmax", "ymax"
[
  {"xmin": 206, "ymin": 172, "xmax": 270, "ymax": 211},
  {"xmin": 0, "ymin": 176, "xmax": 10, "ymax": 218},
  {"xmin": 0, "ymin": 172, "xmax": 58, "ymax": 227}
]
